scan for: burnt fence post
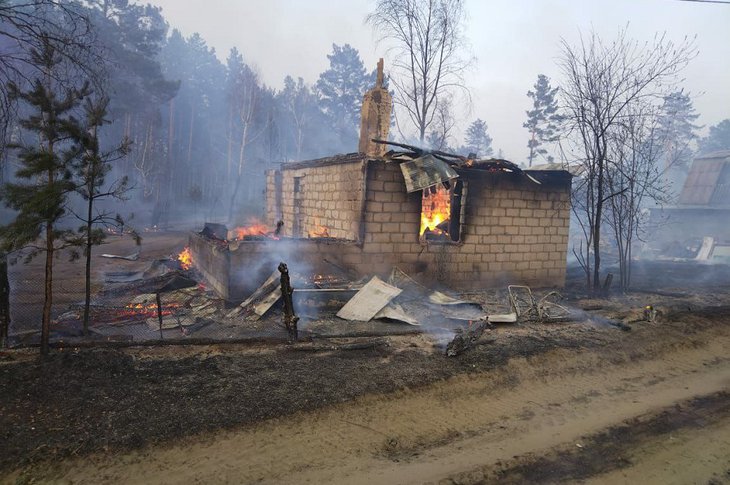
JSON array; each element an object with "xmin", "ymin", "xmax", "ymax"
[
  {"xmin": 0, "ymin": 252, "xmax": 8, "ymax": 348},
  {"xmin": 278, "ymin": 262, "xmax": 298, "ymax": 343}
]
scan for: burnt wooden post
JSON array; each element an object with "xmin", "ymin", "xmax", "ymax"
[
  {"xmin": 0, "ymin": 253, "xmax": 9, "ymax": 348},
  {"xmin": 278, "ymin": 262, "xmax": 298, "ymax": 342},
  {"xmin": 156, "ymin": 292, "xmax": 164, "ymax": 340}
]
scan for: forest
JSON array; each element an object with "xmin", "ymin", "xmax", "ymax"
[{"xmin": 0, "ymin": 1, "xmax": 395, "ymax": 228}]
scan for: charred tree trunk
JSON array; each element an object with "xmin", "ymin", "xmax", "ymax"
[
  {"xmin": 82, "ymin": 179, "xmax": 93, "ymax": 336},
  {"xmin": 227, "ymin": 122, "xmax": 249, "ymax": 223},
  {"xmin": 187, "ymin": 102, "xmax": 195, "ymax": 167},
  {"xmin": 42, "ymin": 221, "xmax": 53, "ymax": 355},
  {"xmin": 226, "ymin": 104, "xmax": 233, "ymax": 179}
]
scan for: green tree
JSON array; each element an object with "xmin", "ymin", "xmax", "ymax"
[
  {"xmin": 85, "ymin": 1, "xmax": 177, "ymax": 225},
  {"xmin": 0, "ymin": 1, "xmax": 97, "ymax": 150},
  {"xmin": 656, "ymin": 90, "xmax": 701, "ymax": 173},
  {"xmin": 0, "ymin": 38, "xmax": 89, "ymax": 354},
  {"xmin": 71, "ymin": 95, "xmax": 133, "ymax": 335},
  {"xmin": 462, "ymin": 119, "xmax": 493, "ymax": 157},
  {"xmin": 316, "ymin": 44, "xmax": 370, "ymax": 140},
  {"xmin": 698, "ymin": 119, "xmax": 730, "ymax": 155},
  {"xmin": 524, "ymin": 74, "xmax": 560, "ymax": 167}
]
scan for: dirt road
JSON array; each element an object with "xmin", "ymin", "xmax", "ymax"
[{"xmin": 6, "ymin": 313, "xmax": 728, "ymax": 484}]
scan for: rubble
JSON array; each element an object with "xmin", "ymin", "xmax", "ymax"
[
  {"xmin": 100, "ymin": 251, "xmax": 140, "ymax": 261},
  {"xmin": 336, "ymin": 276, "xmax": 402, "ymax": 321}
]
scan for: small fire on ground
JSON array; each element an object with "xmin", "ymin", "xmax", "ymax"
[
  {"xmin": 178, "ymin": 246, "xmax": 193, "ymax": 270},
  {"xmin": 123, "ymin": 302, "xmax": 180, "ymax": 319}
]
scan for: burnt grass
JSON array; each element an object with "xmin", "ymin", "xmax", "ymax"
[
  {"xmin": 1, "ymin": 293, "xmax": 728, "ymax": 474},
  {"xmin": 0, "ymin": 327, "xmax": 601, "ymax": 473}
]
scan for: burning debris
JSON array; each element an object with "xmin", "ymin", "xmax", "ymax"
[
  {"xmin": 229, "ymin": 220, "xmax": 283, "ymax": 241},
  {"xmin": 178, "ymin": 247, "xmax": 193, "ymax": 270}
]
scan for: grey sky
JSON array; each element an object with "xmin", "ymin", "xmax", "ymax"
[{"xmin": 146, "ymin": 0, "xmax": 730, "ymax": 163}]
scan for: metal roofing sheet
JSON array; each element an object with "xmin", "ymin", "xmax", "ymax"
[
  {"xmin": 399, "ymin": 154, "xmax": 459, "ymax": 193},
  {"xmin": 679, "ymin": 160, "xmax": 726, "ymax": 205}
]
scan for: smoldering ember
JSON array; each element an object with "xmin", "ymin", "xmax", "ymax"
[{"xmin": 1, "ymin": 2, "xmax": 730, "ymax": 484}]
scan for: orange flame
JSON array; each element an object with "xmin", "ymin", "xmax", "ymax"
[
  {"xmin": 420, "ymin": 185, "xmax": 452, "ymax": 236},
  {"xmin": 228, "ymin": 219, "xmax": 278, "ymax": 240},
  {"xmin": 122, "ymin": 302, "xmax": 181, "ymax": 319},
  {"xmin": 178, "ymin": 246, "xmax": 193, "ymax": 270},
  {"xmin": 308, "ymin": 225, "xmax": 330, "ymax": 238}
]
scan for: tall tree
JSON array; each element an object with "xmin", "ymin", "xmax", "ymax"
[
  {"xmin": 524, "ymin": 74, "xmax": 561, "ymax": 167},
  {"xmin": 227, "ymin": 51, "xmax": 262, "ymax": 222},
  {"xmin": 316, "ymin": 43, "xmax": 371, "ymax": 143},
  {"xmin": 462, "ymin": 118, "xmax": 493, "ymax": 157},
  {"xmin": 698, "ymin": 119, "xmax": 730, "ymax": 155},
  {"xmin": 559, "ymin": 28, "xmax": 695, "ymax": 291},
  {"xmin": 367, "ymin": 0, "xmax": 470, "ymax": 142},
  {"xmin": 280, "ymin": 76, "xmax": 315, "ymax": 161},
  {"xmin": 656, "ymin": 90, "xmax": 701, "ymax": 175},
  {"xmin": 0, "ymin": 38, "xmax": 90, "ymax": 354},
  {"xmin": 426, "ymin": 95, "xmax": 455, "ymax": 151},
  {"xmin": 87, "ymin": 1, "xmax": 177, "ymax": 225},
  {"xmin": 0, "ymin": 0, "xmax": 97, "ymax": 150}
]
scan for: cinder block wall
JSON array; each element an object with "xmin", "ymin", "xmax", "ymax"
[
  {"xmin": 267, "ymin": 160, "xmax": 365, "ymax": 240},
  {"xmin": 190, "ymin": 232, "xmax": 364, "ymax": 300},
  {"xmin": 265, "ymin": 159, "xmax": 571, "ymax": 289},
  {"xmin": 337, "ymin": 161, "xmax": 570, "ymax": 288}
]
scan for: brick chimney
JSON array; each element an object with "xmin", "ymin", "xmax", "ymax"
[{"xmin": 358, "ymin": 59, "xmax": 392, "ymax": 157}]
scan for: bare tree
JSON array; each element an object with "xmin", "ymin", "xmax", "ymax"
[
  {"xmin": 0, "ymin": 1, "xmax": 99, "ymax": 148},
  {"xmin": 282, "ymin": 76, "xmax": 314, "ymax": 161},
  {"xmin": 367, "ymin": 0, "xmax": 470, "ymax": 142},
  {"xmin": 604, "ymin": 103, "xmax": 669, "ymax": 291},
  {"xmin": 426, "ymin": 94, "xmax": 455, "ymax": 150},
  {"xmin": 558, "ymin": 28, "xmax": 696, "ymax": 291},
  {"xmin": 227, "ymin": 61, "xmax": 262, "ymax": 222}
]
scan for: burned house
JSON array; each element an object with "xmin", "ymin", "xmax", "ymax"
[
  {"xmin": 649, "ymin": 150, "xmax": 730, "ymax": 262},
  {"xmin": 191, "ymin": 61, "xmax": 572, "ymax": 300}
]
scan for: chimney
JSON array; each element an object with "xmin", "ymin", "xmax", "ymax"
[{"xmin": 358, "ymin": 58, "xmax": 392, "ymax": 157}]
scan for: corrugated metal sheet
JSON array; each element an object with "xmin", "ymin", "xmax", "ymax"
[
  {"xmin": 399, "ymin": 154, "xmax": 459, "ymax": 193},
  {"xmin": 710, "ymin": 163, "xmax": 730, "ymax": 206},
  {"xmin": 679, "ymin": 159, "xmax": 726, "ymax": 205}
]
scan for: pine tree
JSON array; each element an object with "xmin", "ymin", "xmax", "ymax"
[
  {"xmin": 0, "ymin": 38, "xmax": 89, "ymax": 355},
  {"xmin": 698, "ymin": 119, "xmax": 730, "ymax": 155},
  {"xmin": 72, "ymin": 96, "xmax": 134, "ymax": 336},
  {"xmin": 656, "ymin": 91, "xmax": 701, "ymax": 173},
  {"xmin": 316, "ymin": 44, "xmax": 371, "ymax": 136},
  {"xmin": 462, "ymin": 119, "xmax": 493, "ymax": 157},
  {"xmin": 524, "ymin": 74, "xmax": 561, "ymax": 167}
]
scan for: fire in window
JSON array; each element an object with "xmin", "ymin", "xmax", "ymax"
[{"xmin": 420, "ymin": 180, "xmax": 463, "ymax": 242}]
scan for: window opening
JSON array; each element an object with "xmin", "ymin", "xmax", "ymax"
[{"xmin": 420, "ymin": 179, "xmax": 463, "ymax": 242}]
